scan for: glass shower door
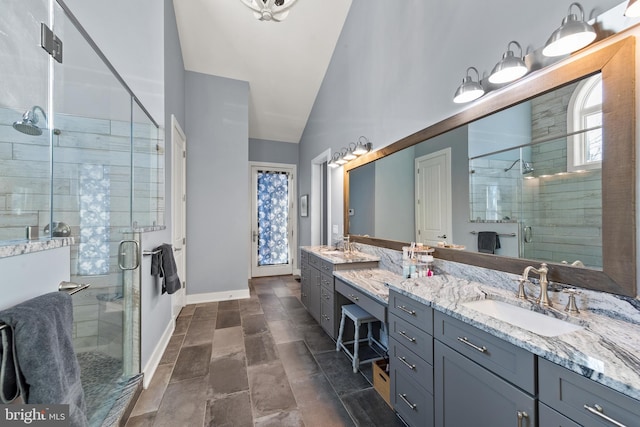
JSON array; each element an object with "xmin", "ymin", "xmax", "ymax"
[{"xmin": 51, "ymin": 3, "xmax": 139, "ymax": 425}]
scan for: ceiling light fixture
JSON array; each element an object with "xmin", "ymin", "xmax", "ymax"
[
  {"xmin": 542, "ymin": 2, "xmax": 596, "ymax": 57},
  {"xmin": 489, "ymin": 41, "xmax": 528, "ymax": 84},
  {"xmin": 453, "ymin": 67, "xmax": 485, "ymax": 104},
  {"xmin": 239, "ymin": 0, "xmax": 299, "ymax": 22},
  {"xmin": 626, "ymin": 0, "xmax": 640, "ymax": 17}
]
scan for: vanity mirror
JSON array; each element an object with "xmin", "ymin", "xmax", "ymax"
[{"xmin": 344, "ymin": 34, "xmax": 636, "ymax": 296}]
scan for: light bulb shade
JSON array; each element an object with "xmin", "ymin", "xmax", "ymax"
[
  {"xmin": 542, "ymin": 3, "xmax": 596, "ymax": 57},
  {"xmin": 335, "ymin": 157, "xmax": 348, "ymax": 165},
  {"xmin": 625, "ymin": 0, "xmax": 640, "ymax": 17},
  {"xmin": 342, "ymin": 143, "xmax": 357, "ymax": 160},
  {"xmin": 328, "ymin": 152, "xmax": 342, "ymax": 168},
  {"xmin": 353, "ymin": 136, "xmax": 372, "ymax": 155},
  {"xmin": 453, "ymin": 67, "xmax": 485, "ymax": 104},
  {"xmin": 488, "ymin": 41, "xmax": 528, "ymax": 84}
]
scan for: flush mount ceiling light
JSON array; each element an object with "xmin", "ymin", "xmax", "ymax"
[
  {"xmin": 626, "ymin": 0, "xmax": 640, "ymax": 17},
  {"xmin": 453, "ymin": 67, "xmax": 485, "ymax": 104},
  {"xmin": 489, "ymin": 41, "xmax": 528, "ymax": 84},
  {"xmin": 542, "ymin": 2, "xmax": 596, "ymax": 57},
  {"xmin": 239, "ymin": 0, "xmax": 299, "ymax": 22}
]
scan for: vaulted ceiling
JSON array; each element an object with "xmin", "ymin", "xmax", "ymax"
[{"xmin": 173, "ymin": 0, "xmax": 353, "ymax": 143}]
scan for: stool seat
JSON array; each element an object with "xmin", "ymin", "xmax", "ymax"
[{"xmin": 336, "ymin": 304, "xmax": 384, "ymax": 373}]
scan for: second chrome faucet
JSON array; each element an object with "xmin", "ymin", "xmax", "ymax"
[{"xmin": 517, "ymin": 263, "xmax": 552, "ymax": 307}]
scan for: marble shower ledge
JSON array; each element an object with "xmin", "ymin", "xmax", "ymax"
[
  {"xmin": 387, "ymin": 274, "xmax": 640, "ymax": 402},
  {"xmin": 123, "ymin": 225, "xmax": 167, "ymax": 233},
  {"xmin": 0, "ymin": 237, "xmax": 74, "ymax": 259}
]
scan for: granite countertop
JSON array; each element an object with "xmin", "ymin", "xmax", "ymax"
[
  {"xmin": 333, "ymin": 268, "xmax": 399, "ymax": 305},
  {"xmin": 302, "ymin": 245, "xmax": 380, "ymax": 264},
  {"xmin": 387, "ymin": 274, "xmax": 640, "ymax": 402}
]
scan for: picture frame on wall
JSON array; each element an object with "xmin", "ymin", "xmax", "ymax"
[{"xmin": 300, "ymin": 194, "xmax": 308, "ymax": 217}]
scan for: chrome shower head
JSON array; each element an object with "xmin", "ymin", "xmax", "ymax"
[
  {"xmin": 13, "ymin": 106, "xmax": 47, "ymax": 136},
  {"xmin": 522, "ymin": 161, "xmax": 534, "ymax": 175}
]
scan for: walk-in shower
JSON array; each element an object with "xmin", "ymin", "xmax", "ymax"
[{"xmin": 1, "ymin": 1, "xmax": 163, "ymax": 425}]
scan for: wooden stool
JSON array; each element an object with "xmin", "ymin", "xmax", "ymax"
[{"xmin": 336, "ymin": 304, "xmax": 384, "ymax": 373}]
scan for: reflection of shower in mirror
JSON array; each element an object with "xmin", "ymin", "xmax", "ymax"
[{"xmin": 504, "ymin": 159, "xmax": 534, "ymax": 175}]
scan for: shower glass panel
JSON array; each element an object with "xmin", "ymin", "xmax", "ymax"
[
  {"xmin": 132, "ymin": 102, "xmax": 163, "ymax": 228},
  {"xmin": 0, "ymin": 0, "xmax": 52, "ymax": 241}
]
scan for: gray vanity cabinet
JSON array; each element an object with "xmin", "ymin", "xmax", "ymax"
[
  {"xmin": 538, "ymin": 357, "xmax": 640, "ymax": 426},
  {"xmin": 538, "ymin": 403, "xmax": 581, "ymax": 427},
  {"xmin": 433, "ymin": 311, "xmax": 537, "ymax": 427},
  {"xmin": 388, "ymin": 290, "xmax": 434, "ymax": 427}
]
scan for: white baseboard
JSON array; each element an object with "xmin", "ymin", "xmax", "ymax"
[
  {"xmin": 142, "ymin": 319, "xmax": 175, "ymax": 389},
  {"xmin": 186, "ymin": 288, "xmax": 251, "ymax": 305},
  {"xmin": 293, "ymin": 268, "xmax": 301, "ymax": 276}
]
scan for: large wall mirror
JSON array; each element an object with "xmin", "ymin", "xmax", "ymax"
[{"xmin": 344, "ymin": 34, "xmax": 636, "ymax": 297}]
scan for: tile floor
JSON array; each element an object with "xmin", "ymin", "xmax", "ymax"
[{"xmin": 124, "ymin": 275, "xmax": 404, "ymax": 427}]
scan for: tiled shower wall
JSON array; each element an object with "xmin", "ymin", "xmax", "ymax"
[{"xmin": 0, "ymin": 107, "xmax": 164, "ymax": 355}]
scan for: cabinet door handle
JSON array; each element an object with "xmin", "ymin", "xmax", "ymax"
[
  {"xmin": 398, "ymin": 331, "xmax": 416, "ymax": 343},
  {"xmin": 398, "ymin": 393, "xmax": 417, "ymax": 410},
  {"xmin": 517, "ymin": 411, "xmax": 529, "ymax": 427},
  {"xmin": 397, "ymin": 305, "xmax": 416, "ymax": 316},
  {"xmin": 583, "ymin": 404, "xmax": 627, "ymax": 427},
  {"xmin": 457, "ymin": 336, "xmax": 487, "ymax": 353},
  {"xmin": 396, "ymin": 356, "xmax": 416, "ymax": 370}
]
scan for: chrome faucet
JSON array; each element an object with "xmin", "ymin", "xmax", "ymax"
[{"xmin": 521, "ymin": 263, "xmax": 552, "ymax": 307}]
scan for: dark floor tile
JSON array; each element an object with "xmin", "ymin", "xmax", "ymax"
[
  {"xmin": 192, "ymin": 305, "xmax": 218, "ymax": 321},
  {"xmin": 218, "ymin": 300, "xmax": 239, "ymax": 311},
  {"xmin": 159, "ymin": 335, "xmax": 184, "ymax": 366},
  {"xmin": 245, "ymin": 332, "xmax": 279, "ymax": 366},
  {"xmin": 262, "ymin": 305, "xmax": 289, "ymax": 322},
  {"xmin": 130, "ymin": 364, "xmax": 173, "ymax": 416},
  {"xmin": 289, "ymin": 373, "xmax": 355, "ymax": 427},
  {"xmin": 300, "ymin": 324, "xmax": 338, "ymax": 354},
  {"xmin": 276, "ymin": 341, "xmax": 320, "ymax": 380},
  {"xmin": 154, "ymin": 377, "xmax": 207, "ymax": 427},
  {"xmin": 124, "ymin": 411, "xmax": 156, "ymax": 427},
  {"xmin": 254, "ymin": 410, "xmax": 305, "ymax": 427},
  {"xmin": 205, "ymin": 391, "xmax": 253, "ymax": 427},
  {"xmin": 183, "ymin": 319, "xmax": 216, "ymax": 347},
  {"xmin": 178, "ymin": 304, "xmax": 196, "ymax": 318},
  {"xmin": 242, "ymin": 313, "xmax": 268, "ymax": 336},
  {"xmin": 174, "ymin": 316, "xmax": 191, "ymax": 335},
  {"xmin": 248, "ymin": 361, "xmax": 297, "ymax": 418},
  {"xmin": 341, "ymin": 388, "xmax": 403, "ymax": 427},
  {"xmin": 208, "ymin": 351, "xmax": 249, "ymax": 397},
  {"xmin": 315, "ymin": 351, "xmax": 371, "ymax": 396},
  {"xmin": 171, "ymin": 344, "xmax": 212, "ymax": 382},
  {"xmin": 216, "ymin": 310, "xmax": 241, "ymax": 329},
  {"xmin": 239, "ymin": 297, "xmax": 263, "ymax": 317},
  {"xmin": 258, "ymin": 293, "xmax": 282, "ymax": 307},
  {"xmin": 211, "ymin": 326, "xmax": 244, "ymax": 358},
  {"xmin": 268, "ymin": 319, "xmax": 303, "ymax": 344},
  {"xmin": 287, "ymin": 307, "xmax": 318, "ymax": 326},
  {"xmin": 279, "ymin": 296, "xmax": 304, "ymax": 311}
]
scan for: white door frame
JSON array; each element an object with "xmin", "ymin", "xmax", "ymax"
[
  {"xmin": 311, "ymin": 149, "xmax": 332, "ymax": 246},
  {"xmin": 249, "ymin": 161, "xmax": 297, "ymax": 277},
  {"xmin": 170, "ymin": 115, "xmax": 187, "ymax": 318}
]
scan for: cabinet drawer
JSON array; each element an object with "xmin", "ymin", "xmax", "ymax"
[
  {"xmin": 319, "ymin": 258, "xmax": 334, "ymax": 274},
  {"xmin": 390, "ymin": 338, "xmax": 433, "ymax": 393},
  {"xmin": 389, "ymin": 314, "xmax": 433, "ymax": 364},
  {"xmin": 300, "ymin": 250, "xmax": 308, "ymax": 262},
  {"xmin": 393, "ymin": 366, "xmax": 434, "ymax": 427},
  {"xmin": 389, "ymin": 290, "xmax": 432, "ymax": 332},
  {"xmin": 320, "ymin": 285, "xmax": 334, "ymax": 306},
  {"xmin": 320, "ymin": 272, "xmax": 333, "ymax": 289},
  {"xmin": 335, "ymin": 278, "xmax": 386, "ymax": 322},
  {"xmin": 320, "ymin": 299, "xmax": 335, "ymax": 338},
  {"xmin": 308, "ymin": 253, "xmax": 320, "ymax": 268},
  {"xmin": 539, "ymin": 357, "xmax": 640, "ymax": 427},
  {"xmin": 434, "ymin": 311, "xmax": 535, "ymax": 394},
  {"xmin": 539, "ymin": 402, "xmax": 581, "ymax": 427}
]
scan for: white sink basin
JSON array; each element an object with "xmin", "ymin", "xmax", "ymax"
[{"xmin": 462, "ymin": 299, "xmax": 583, "ymax": 337}]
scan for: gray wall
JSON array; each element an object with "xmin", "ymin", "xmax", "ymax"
[
  {"xmin": 185, "ymin": 71, "xmax": 249, "ymax": 296},
  {"xmin": 297, "ymin": 0, "xmax": 621, "ymax": 249},
  {"xmin": 249, "ymin": 138, "xmax": 298, "ymax": 165}
]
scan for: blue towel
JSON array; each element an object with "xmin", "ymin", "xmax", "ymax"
[{"xmin": 0, "ymin": 292, "xmax": 88, "ymax": 427}]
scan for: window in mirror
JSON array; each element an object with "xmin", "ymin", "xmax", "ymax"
[{"xmin": 567, "ymin": 74, "xmax": 602, "ymax": 172}]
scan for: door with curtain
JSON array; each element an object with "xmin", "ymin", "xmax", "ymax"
[{"xmin": 251, "ymin": 163, "xmax": 296, "ymax": 277}]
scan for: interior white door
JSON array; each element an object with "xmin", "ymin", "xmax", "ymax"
[
  {"xmin": 171, "ymin": 115, "xmax": 187, "ymax": 317},
  {"xmin": 251, "ymin": 163, "xmax": 296, "ymax": 277},
  {"xmin": 415, "ymin": 148, "xmax": 452, "ymax": 246}
]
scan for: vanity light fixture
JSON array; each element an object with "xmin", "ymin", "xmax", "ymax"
[
  {"xmin": 328, "ymin": 152, "xmax": 342, "ymax": 168},
  {"xmin": 453, "ymin": 67, "xmax": 485, "ymax": 104},
  {"xmin": 625, "ymin": 0, "xmax": 640, "ymax": 17},
  {"xmin": 542, "ymin": 2, "xmax": 596, "ymax": 57},
  {"xmin": 342, "ymin": 143, "xmax": 358, "ymax": 161},
  {"xmin": 335, "ymin": 148, "xmax": 349, "ymax": 165},
  {"xmin": 353, "ymin": 136, "xmax": 373, "ymax": 155},
  {"xmin": 239, "ymin": 0, "xmax": 299, "ymax": 22},
  {"xmin": 489, "ymin": 41, "xmax": 528, "ymax": 84}
]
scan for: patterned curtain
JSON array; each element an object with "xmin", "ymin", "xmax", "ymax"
[{"xmin": 257, "ymin": 171, "xmax": 290, "ymax": 266}]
